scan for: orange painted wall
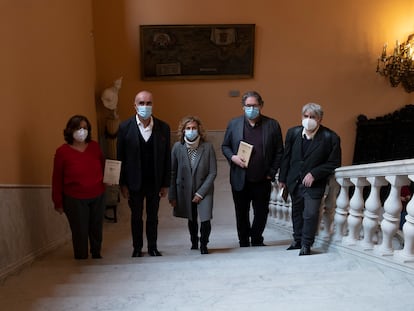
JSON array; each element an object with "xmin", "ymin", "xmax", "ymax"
[
  {"xmin": 2, "ymin": 0, "xmax": 414, "ymax": 184},
  {"xmin": 93, "ymin": 0, "xmax": 414, "ymax": 167},
  {"xmin": 1, "ymin": 1, "xmax": 96, "ymax": 184}
]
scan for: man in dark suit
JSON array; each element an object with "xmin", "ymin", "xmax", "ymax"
[
  {"xmin": 222, "ymin": 91, "xmax": 284, "ymax": 247},
  {"xmin": 117, "ymin": 90, "xmax": 171, "ymax": 257},
  {"xmin": 279, "ymin": 103, "xmax": 341, "ymax": 255}
]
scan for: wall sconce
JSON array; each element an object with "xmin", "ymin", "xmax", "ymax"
[{"xmin": 376, "ymin": 34, "xmax": 414, "ymax": 92}]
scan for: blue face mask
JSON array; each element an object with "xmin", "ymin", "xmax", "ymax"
[
  {"xmin": 136, "ymin": 105, "xmax": 152, "ymax": 120},
  {"xmin": 244, "ymin": 106, "xmax": 260, "ymax": 120},
  {"xmin": 185, "ymin": 129, "xmax": 199, "ymax": 141}
]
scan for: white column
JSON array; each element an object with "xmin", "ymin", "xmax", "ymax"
[
  {"xmin": 268, "ymin": 181, "xmax": 278, "ymax": 219},
  {"xmin": 343, "ymin": 177, "xmax": 369, "ymax": 246},
  {"xmin": 396, "ymin": 174, "xmax": 414, "ymax": 262},
  {"xmin": 282, "ymin": 196, "xmax": 291, "ymax": 226},
  {"xmin": 376, "ymin": 175, "xmax": 409, "ymax": 256},
  {"xmin": 333, "ymin": 177, "xmax": 352, "ymax": 242},
  {"xmin": 275, "ymin": 191, "xmax": 285, "ymax": 224},
  {"xmin": 361, "ymin": 176, "xmax": 388, "ymax": 250},
  {"xmin": 318, "ymin": 176, "xmax": 340, "ymax": 240}
]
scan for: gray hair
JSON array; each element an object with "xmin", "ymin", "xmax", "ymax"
[{"xmin": 302, "ymin": 103, "xmax": 324, "ymax": 119}]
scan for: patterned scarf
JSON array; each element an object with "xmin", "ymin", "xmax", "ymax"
[{"xmin": 184, "ymin": 136, "xmax": 200, "ymax": 169}]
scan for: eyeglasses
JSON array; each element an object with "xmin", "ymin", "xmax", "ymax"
[{"xmin": 244, "ymin": 104, "xmax": 260, "ymax": 108}]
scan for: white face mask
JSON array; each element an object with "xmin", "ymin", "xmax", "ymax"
[
  {"xmin": 302, "ymin": 118, "xmax": 318, "ymax": 131},
  {"xmin": 73, "ymin": 128, "xmax": 88, "ymax": 142}
]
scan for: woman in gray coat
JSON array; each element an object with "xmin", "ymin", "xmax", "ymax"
[{"xmin": 168, "ymin": 116, "xmax": 217, "ymax": 254}]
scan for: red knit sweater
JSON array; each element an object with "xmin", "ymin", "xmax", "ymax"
[{"xmin": 52, "ymin": 140, "xmax": 105, "ymax": 210}]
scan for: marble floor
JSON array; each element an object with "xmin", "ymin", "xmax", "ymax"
[{"xmin": 1, "ymin": 160, "xmax": 414, "ymax": 310}]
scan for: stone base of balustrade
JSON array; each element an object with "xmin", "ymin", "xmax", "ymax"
[
  {"xmin": 373, "ymin": 245, "xmax": 394, "ymax": 256},
  {"xmin": 394, "ymin": 250, "xmax": 414, "ymax": 263},
  {"xmin": 357, "ymin": 240, "xmax": 375, "ymax": 251}
]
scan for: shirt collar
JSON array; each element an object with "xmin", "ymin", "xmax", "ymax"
[
  {"xmin": 136, "ymin": 115, "xmax": 153, "ymax": 130},
  {"xmin": 302, "ymin": 126, "xmax": 320, "ymax": 140},
  {"xmin": 244, "ymin": 115, "xmax": 262, "ymax": 128}
]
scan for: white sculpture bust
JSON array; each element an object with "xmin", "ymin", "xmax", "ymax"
[{"xmin": 101, "ymin": 77, "xmax": 122, "ymax": 111}]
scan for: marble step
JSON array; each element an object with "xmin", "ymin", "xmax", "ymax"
[{"xmin": 2, "ymin": 264, "xmax": 399, "ymax": 311}]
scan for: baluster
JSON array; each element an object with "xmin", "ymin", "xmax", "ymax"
[
  {"xmin": 282, "ymin": 195, "xmax": 292, "ymax": 226},
  {"xmin": 376, "ymin": 175, "xmax": 409, "ymax": 255},
  {"xmin": 361, "ymin": 176, "xmax": 387, "ymax": 250},
  {"xmin": 396, "ymin": 174, "xmax": 414, "ymax": 262},
  {"xmin": 333, "ymin": 177, "xmax": 352, "ymax": 242},
  {"xmin": 318, "ymin": 176, "xmax": 340, "ymax": 240},
  {"xmin": 276, "ymin": 189, "xmax": 285, "ymax": 224},
  {"xmin": 344, "ymin": 177, "xmax": 369, "ymax": 245},
  {"xmin": 268, "ymin": 181, "xmax": 278, "ymax": 219}
]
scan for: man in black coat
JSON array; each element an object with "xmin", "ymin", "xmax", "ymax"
[
  {"xmin": 117, "ymin": 90, "xmax": 171, "ymax": 257},
  {"xmin": 222, "ymin": 91, "xmax": 284, "ymax": 247},
  {"xmin": 279, "ymin": 103, "xmax": 341, "ymax": 255}
]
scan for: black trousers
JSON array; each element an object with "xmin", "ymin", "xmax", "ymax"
[
  {"xmin": 63, "ymin": 193, "xmax": 105, "ymax": 259},
  {"xmin": 188, "ymin": 203, "xmax": 211, "ymax": 246},
  {"xmin": 290, "ymin": 184, "xmax": 323, "ymax": 247},
  {"xmin": 231, "ymin": 180, "xmax": 271, "ymax": 245},
  {"xmin": 128, "ymin": 189, "xmax": 160, "ymax": 251}
]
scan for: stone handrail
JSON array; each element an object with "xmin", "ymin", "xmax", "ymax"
[{"xmin": 269, "ymin": 159, "xmax": 414, "ymax": 266}]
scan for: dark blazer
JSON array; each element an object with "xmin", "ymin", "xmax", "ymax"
[
  {"xmin": 278, "ymin": 125, "xmax": 341, "ymax": 198},
  {"xmin": 221, "ymin": 115, "xmax": 284, "ymax": 191},
  {"xmin": 117, "ymin": 116, "xmax": 171, "ymax": 192}
]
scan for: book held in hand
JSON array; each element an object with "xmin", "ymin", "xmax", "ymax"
[
  {"xmin": 237, "ymin": 141, "xmax": 253, "ymax": 167},
  {"xmin": 103, "ymin": 159, "xmax": 121, "ymax": 185}
]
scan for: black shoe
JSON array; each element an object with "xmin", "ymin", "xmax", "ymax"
[
  {"xmin": 200, "ymin": 245, "xmax": 209, "ymax": 254},
  {"xmin": 191, "ymin": 237, "xmax": 199, "ymax": 250},
  {"xmin": 132, "ymin": 249, "xmax": 142, "ymax": 257},
  {"xmin": 240, "ymin": 241, "xmax": 250, "ymax": 247},
  {"xmin": 286, "ymin": 241, "xmax": 301, "ymax": 250},
  {"xmin": 92, "ymin": 253, "xmax": 102, "ymax": 259},
  {"xmin": 251, "ymin": 242, "xmax": 266, "ymax": 246},
  {"xmin": 299, "ymin": 245, "xmax": 311, "ymax": 256},
  {"xmin": 148, "ymin": 249, "xmax": 162, "ymax": 256}
]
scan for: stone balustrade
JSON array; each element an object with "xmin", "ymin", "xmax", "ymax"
[{"xmin": 269, "ymin": 159, "xmax": 414, "ymax": 267}]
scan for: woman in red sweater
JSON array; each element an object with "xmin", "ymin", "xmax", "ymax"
[{"xmin": 52, "ymin": 115, "xmax": 106, "ymax": 259}]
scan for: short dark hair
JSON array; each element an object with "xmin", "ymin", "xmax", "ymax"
[
  {"xmin": 241, "ymin": 91, "xmax": 264, "ymax": 107},
  {"xmin": 63, "ymin": 115, "xmax": 92, "ymax": 144}
]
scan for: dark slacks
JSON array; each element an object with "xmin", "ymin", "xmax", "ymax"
[
  {"xmin": 63, "ymin": 193, "xmax": 105, "ymax": 259},
  {"xmin": 128, "ymin": 189, "xmax": 160, "ymax": 251},
  {"xmin": 188, "ymin": 203, "xmax": 211, "ymax": 247},
  {"xmin": 290, "ymin": 184, "xmax": 323, "ymax": 247},
  {"xmin": 232, "ymin": 180, "xmax": 271, "ymax": 245}
]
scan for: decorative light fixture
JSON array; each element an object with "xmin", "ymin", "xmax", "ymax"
[{"xmin": 376, "ymin": 34, "xmax": 414, "ymax": 92}]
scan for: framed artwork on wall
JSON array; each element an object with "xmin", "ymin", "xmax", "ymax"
[{"xmin": 140, "ymin": 24, "xmax": 255, "ymax": 80}]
